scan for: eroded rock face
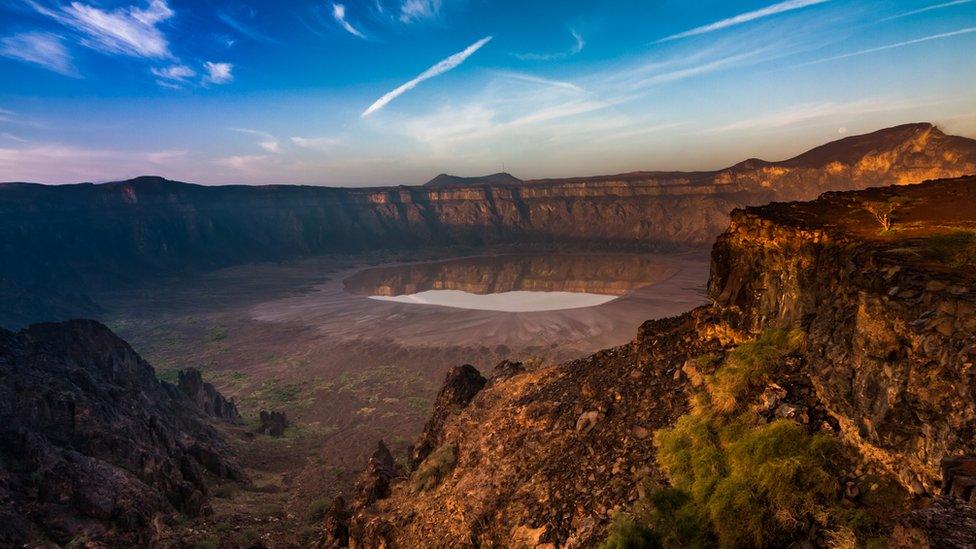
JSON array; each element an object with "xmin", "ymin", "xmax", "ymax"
[
  {"xmin": 709, "ymin": 176, "xmax": 976, "ymax": 493},
  {"xmin": 0, "ymin": 320, "xmax": 245, "ymax": 546},
  {"xmin": 408, "ymin": 364, "xmax": 487, "ymax": 468},
  {"xmin": 178, "ymin": 367, "xmax": 243, "ymax": 424}
]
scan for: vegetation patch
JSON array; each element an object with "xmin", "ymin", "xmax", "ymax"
[
  {"xmin": 412, "ymin": 444, "xmax": 457, "ymax": 492},
  {"xmin": 604, "ymin": 329, "xmax": 901, "ymax": 548},
  {"xmin": 924, "ymin": 230, "xmax": 976, "ymax": 268}
]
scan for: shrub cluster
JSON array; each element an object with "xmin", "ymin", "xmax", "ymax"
[
  {"xmin": 602, "ymin": 329, "xmax": 892, "ymax": 548},
  {"xmin": 412, "ymin": 443, "xmax": 457, "ymax": 492}
]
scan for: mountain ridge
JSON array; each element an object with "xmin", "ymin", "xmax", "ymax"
[{"xmin": 1, "ymin": 123, "xmax": 974, "ymax": 329}]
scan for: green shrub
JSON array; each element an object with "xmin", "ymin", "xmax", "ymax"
[
  {"xmin": 925, "ymin": 230, "xmax": 976, "ymax": 268},
  {"xmin": 308, "ymin": 497, "xmax": 332, "ymax": 521},
  {"xmin": 707, "ymin": 329, "xmax": 803, "ymax": 414},
  {"xmin": 412, "ymin": 444, "xmax": 457, "ymax": 492},
  {"xmin": 600, "ymin": 512, "xmax": 661, "ymax": 549}
]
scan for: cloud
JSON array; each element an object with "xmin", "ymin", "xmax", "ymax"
[
  {"xmin": 0, "ymin": 142, "xmax": 186, "ymax": 182},
  {"xmin": 630, "ymin": 48, "xmax": 767, "ymax": 89},
  {"xmin": 704, "ymin": 98, "xmax": 936, "ymax": 133},
  {"xmin": 291, "ymin": 136, "xmax": 342, "ymax": 151},
  {"xmin": 217, "ymin": 11, "xmax": 276, "ymax": 43},
  {"xmin": 231, "ymin": 128, "xmax": 279, "ymax": 152},
  {"xmin": 881, "ymin": 0, "xmax": 974, "ymax": 22},
  {"xmin": 492, "ymin": 71, "xmax": 584, "ymax": 92},
  {"xmin": 203, "ymin": 61, "xmax": 234, "ymax": 85},
  {"xmin": 150, "ymin": 63, "xmax": 195, "ymax": 87},
  {"xmin": 658, "ymin": 0, "xmax": 830, "ymax": 42},
  {"xmin": 332, "ymin": 3, "xmax": 367, "ymax": 38},
  {"xmin": 514, "ymin": 29, "xmax": 585, "ymax": 61},
  {"xmin": 0, "ymin": 32, "xmax": 79, "ymax": 77},
  {"xmin": 795, "ymin": 27, "xmax": 976, "ymax": 67},
  {"xmin": 213, "ymin": 154, "xmax": 277, "ymax": 173},
  {"xmin": 399, "ymin": 0, "xmax": 442, "ymax": 23},
  {"xmin": 362, "ymin": 36, "xmax": 493, "ymax": 117},
  {"xmin": 29, "ymin": 0, "xmax": 173, "ymax": 58}
]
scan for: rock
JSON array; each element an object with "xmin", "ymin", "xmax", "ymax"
[
  {"xmin": 758, "ymin": 383, "xmax": 787, "ymax": 413},
  {"xmin": 0, "ymin": 320, "xmax": 244, "ymax": 546},
  {"xmin": 576, "ymin": 411, "xmax": 600, "ymax": 434},
  {"xmin": 354, "ymin": 441, "xmax": 396, "ymax": 507},
  {"xmin": 256, "ymin": 410, "xmax": 289, "ymax": 437},
  {"xmin": 321, "ymin": 496, "xmax": 350, "ymax": 548},
  {"xmin": 942, "ymin": 456, "xmax": 976, "ymax": 503},
  {"xmin": 493, "ymin": 359, "xmax": 525, "ymax": 379},
  {"xmin": 408, "ymin": 364, "xmax": 486, "ymax": 468},
  {"xmin": 891, "ymin": 497, "xmax": 976, "ymax": 548},
  {"xmin": 177, "ymin": 368, "xmax": 243, "ymax": 424}
]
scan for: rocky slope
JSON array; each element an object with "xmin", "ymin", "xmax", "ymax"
[
  {"xmin": 2, "ymin": 123, "xmax": 974, "ymax": 328},
  {"xmin": 0, "ymin": 320, "xmax": 245, "ymax": 546},
  {"xmin": 333, "ymin": 176, "xmax": 976, "ymax": 547}
]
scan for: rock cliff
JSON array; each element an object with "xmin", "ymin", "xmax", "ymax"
[
  {"xmin": 0, "ymin": 320, "xmax": 245, "ymax": 546},
  {"xmin": 336, "ymin": 176, "xmax": 976, "ymax": 547},
  {"xmin": 2, "ymin": 123, "xmax": 974, "ymax": 328}
]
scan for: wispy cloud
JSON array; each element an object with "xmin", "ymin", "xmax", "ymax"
[
  {"xmin": 213, "ymin": 154, "xmax": 277, "ymax": 174},
  {"xmin": 291, "ymin": 136, "xmax": 342, "ymax": 151},
  {"xmin": 492, "ymin": 71, "xmax": 584, "ymax": 92},
  {"xmin": 362, "ymin": 35, "xmax": 493, "ymax": 117},
  {"xmin": 151, "ymin": 63, "xmax": 195, "ymax": 87},
  {"xmin": 0, "ymin": 32, "xmax": 79, "ymax": 77},
  {"xmin": 630, "ymin": 48, "xmax": 768, "ymax": 89},
  {"xmin": 218, "ymin": 11, "xmax": 276, "ymax": 43},
  {"xmin": 881, "ymin": 0, "xmax": 974, "ymax": 22},
  {"xmin": 29, "ymin": 0, "xmax": 174, "ymax": 58},
  {"xmin": 0, "ymin": 142, "xmax": 186, "ymax": 182},
  {"xmin": 231, "ymin": 128, "xmax": 279, "ymax": 152},
  {"xmin": 203, "ymin": 61, "xmax": 234, "ymax": 85},
  {"xmin": 399, "ymin": 0, "xmax": 442, "ymax": 23},
  {"xmin": 795, "ymin": 27, "xmax": 976, "ymax": 67},
  {"xmin": 658, "ymin": 0, "xmax": 830, "ymax": 42},
  {"xmin": 704, "ymin": 98, "xmax": 936, "ymax": 133},
  {"xmin": 514, "ymin": 29, "xmax": 585, "ymax": 61},
  {"xmin": 332, "ymin": 3, "xmax": 366, "ymax": 38}
]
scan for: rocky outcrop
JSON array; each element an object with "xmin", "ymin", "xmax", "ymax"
[
  {"xmin": 337, "ymin": 176, "xmax": 976, "ymax": 546},
  {"xmin": 3, "ymin": 124, "xmax": 974, "ymax": 328},
  {"xmin": 709, "ymin": 176, "xmax": 976, "ymax": 493},
  {"xmin": 892, "ymin": 497, "xmax": 976, "ymax": 549},
  {"xmin": 0, "ymin": 320, "xmax": 245, "ymax": 546},
  {"xmin": 178, "ymin": 367, "xmax": 243, "ymax": 424},
  {"xmin": 354, "ymin": 441, "xmax": 397, "ymax": 508},
  {"xmin": 408, "ymin": 364, "xmax": 486, "ymax": 468},
  {"xmin": 256, "ymin": 410, "xmax": 289, "ymax": 437}
]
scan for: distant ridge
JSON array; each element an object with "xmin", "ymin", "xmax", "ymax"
[
  {"xmin": 3, "ymin": 123, "xmax": 975, "ymax": 328},
  {"xmin": 424, "ymin": 172, "xmax": 523, "ymax": 188}
]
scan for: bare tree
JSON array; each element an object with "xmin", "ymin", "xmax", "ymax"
[{"xmin": 863, "ymin": 197, "xmax": 908, "ymax": 231}]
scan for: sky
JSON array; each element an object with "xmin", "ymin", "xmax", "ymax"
[{"xmin": 0, "ymin": 0, "xmax": 974, "ymax": 186}]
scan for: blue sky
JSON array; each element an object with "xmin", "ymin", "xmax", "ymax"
[{"xmin": 0, "ymin": 0, "xmax": 974, "ymax": 185}]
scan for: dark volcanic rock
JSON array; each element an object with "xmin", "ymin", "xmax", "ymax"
[
  {"xmin": 354, "ymin": 441, "xmax": 396, "ymax": 508},
  {"xmin": 321, "ymin": 496, "xmax": 350, "ymax": 548},
  {"xmin": 408, "ymin": 364, "xmax": 487, "ymax": 468},
  {"xmin": 892, "ymin": 497, "xmax": 976, "ymax": 548},
  {"xmin": 256, "ymin": 410, "xmax": 289, "ymax": 437},
  {"xmin": 0, "ymin": 320, "xmax": 245, "ymax": 546},
  {"xmin": 178, "ymin": 367, "xmax": 243, "ymax": 424}
]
